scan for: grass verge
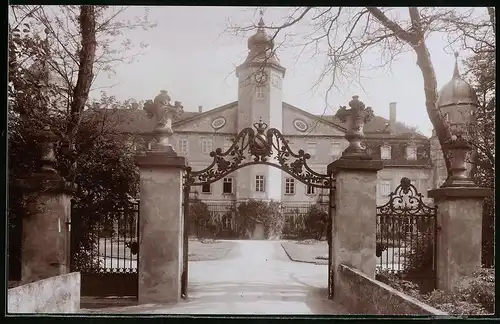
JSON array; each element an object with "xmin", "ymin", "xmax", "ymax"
[{"xmin": 281, "ymin": 240, "xmax": 328, "ymax": 265}]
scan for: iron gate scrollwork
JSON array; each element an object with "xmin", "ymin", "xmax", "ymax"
[
  {"xmin": 184, "ymin": 118, "xmax": 332, "ymax": 188},
  {"xmin": 181, "ymin": 118, "xmax": 335, "ymax": 299},
  {"xmin": 376, "ymin": 177, "xmax": 438, "ymax": 293},
  {"xmin": 70, "ymin": 199, "xmax": 140, "ymax": 298}
]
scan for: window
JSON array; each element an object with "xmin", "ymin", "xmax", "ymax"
[
  {"xmin": 306, "ymin": 185, "xmax": 315, "ymax": 195},
  {"xmin": 177, "ymin": 139, "xmax": 188, "ymax": 154},
  {"xmin": 380, "ymin": 145, "xmax": 391, "ymax": 160},
  {"xmin": 223, "ymin": 177, "xmax": 233, "ymax": 194},
  {"xmin": 223, "ymin": 139, "xmax": 232, "ymax": 152},
  {"xmin": 256, "ymin": 87, "xmax": 265, "ymax": 99},
  {"xmin": 285, "ymin": 178, "xmax": 295, "ymax": 195},
  {"xmin": 307, "ymin": 143, "xmax": 317, "ymax": 159},
  {"xmin": 406, "ymin": 146, "xmax": 417, "ymax": 160},
  {"xmin": 201, "ymin": 138, "xmax": 213, "ymax": 155},
  {"xmin": 379, "ymin": 180, "xmax": 392, "ymax": 196},
  {"xmin": 201, "ymin": 183, "xmax": 211, "ymax": 194},
  {"xmin": 331, "ymin": 142, "xmax": 342, "ymax": 157},
  {"xmin": 255, "ymin": 175, "xmax": 265, "ymax": 192}
]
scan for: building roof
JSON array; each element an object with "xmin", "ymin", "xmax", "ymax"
[
  {"xmin": 320, "ymin": 114, "xmax": 426, "ymax": 138},
  {"xmin": 82, "ymin": 101, "xmax": 427, "ymax": 139}
]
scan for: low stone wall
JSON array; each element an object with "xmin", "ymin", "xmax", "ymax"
[
  {"xmin": 336, "ymin": 264, "xmax": 447, "ymax": 315},
  {"xmin": 8, "ymin": 272, "xmax": 80, "ymax": 314}
]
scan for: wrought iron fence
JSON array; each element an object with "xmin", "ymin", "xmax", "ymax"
[
  {"xmin": 186, "ymin": 200, "xmax": 329, "ymax": 239},
  {"xmin": 282, "ymin": 203, "xmax": 329, "ymax": 239},
  {"xmin": 376, "ymin": 177, "xmax": 437, "ymax": 292},
  {"xmin": 70, "ymin": 200, "xmax": 140, "ymax": 274}
]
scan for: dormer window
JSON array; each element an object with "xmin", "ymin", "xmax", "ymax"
[
  {"xmin": 406, "ymin": 145, "xmax": 417, "ymax": 160},
  {"xmin": 380, "ymin": 145, "xmax": 391, "ymax": 160}
]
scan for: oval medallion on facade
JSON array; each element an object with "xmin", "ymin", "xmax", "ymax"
[
  {"xmin": 211, "ymin": 117, "xmax": 226, "ymax": 130},
  {"xmin": 293, "ymin": 119, "xmax": 308, "ymax": 132}
]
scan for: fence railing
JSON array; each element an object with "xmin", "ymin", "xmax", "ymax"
[
  {"xmin": 375, "ymin": 177, "xmax": 437, "ymax": 292},
  {"xmin": 186, "ymin": 200, "xmax": 329, "ymax": 239},
  {"xmin": 70, "ymin": 201, "xmax": 140, "ymax": 273}
]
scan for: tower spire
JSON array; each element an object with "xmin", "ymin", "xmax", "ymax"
[
  {"xmin": 258, "ymin": 9, "xmax": 265, "ymax": 28},
  {"xmin": 453, "ymin": 51, "xmax": 460, "ymax": 79}
]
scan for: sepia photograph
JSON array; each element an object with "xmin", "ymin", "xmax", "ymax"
[{"xmin": 7, "ymin": 5, "xmax": 495, "ymax": 317}]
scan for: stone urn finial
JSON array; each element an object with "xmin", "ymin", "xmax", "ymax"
[
  {"xmin": 35, "ymin": 125, "xmax": 62, "ymax": 180},
  {"xmin": 335, "ymin": 95, "xmax": 374, "ymax": 160},
  {"xmin": 441, "ymin": 130, "xmax": 476, "ymax": 188},
  {"xmin": 143, "ymin": 90, "xmax": 184, "ymax": 155}
]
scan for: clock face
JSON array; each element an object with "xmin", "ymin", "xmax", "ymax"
[{"xmin": 254, "ymin": 71, "xmax": 268, "ymax": 86}]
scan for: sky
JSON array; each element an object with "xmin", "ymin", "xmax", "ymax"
[{"xmin": 90, "ymin": 6, "xmax": 484, "ymax": 137}]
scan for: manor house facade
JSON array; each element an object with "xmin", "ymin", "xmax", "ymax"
[{"xmin": 96, "ymin": 17, "xmax": 467, "ymax": 207}]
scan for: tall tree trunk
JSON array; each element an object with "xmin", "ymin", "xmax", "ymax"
[
  {"xmin": 412, "ymin": 41, "xmax": 452, "ymax": 177},
  {"xmin": 368, "ymin": 7, "xmax": 453, "ymax": 177},
  {"xmin": 66, "ymin": 5, "xmax": 97, "ymax": 180}
]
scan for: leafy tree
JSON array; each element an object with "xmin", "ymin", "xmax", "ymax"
[
  {"xmin": 463, "ymin": 49, "xmax": 495, "ymax": 267},
  {"xmin": 8, "ymin": 5, "xmax": 155, "ymax": 277}
]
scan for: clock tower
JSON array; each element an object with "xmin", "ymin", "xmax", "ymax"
[{"xmin": 235, "ymin": 12, "xmax": 286, "ymax": 202}]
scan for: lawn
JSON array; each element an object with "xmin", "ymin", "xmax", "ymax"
[
  {"xmin": 188, "ymin": 240, "xmax": 236, "ymax": 261},
  {"xmin": 96, "ymin": 238, "xmax": 236, "ymax": 262},
  {"xmin": 281, "ymin": 240, "xmax": 409, "ymax": 268},
  {"xmin": 281, "ymin": 240, "xmax": 329, "ymax": 265}
]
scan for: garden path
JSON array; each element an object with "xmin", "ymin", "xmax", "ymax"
[{"xmin": 82, "ymin": 240, "xmax": 347, "ymax": 315}]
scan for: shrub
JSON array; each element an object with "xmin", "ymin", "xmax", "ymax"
[
  {"xmin": 266, "ymin": 201, "xmax": 285, "ymax": 239},
  {"xmin": 422, "ymin": 290, "xmax": 489, "ymax": 315},
  {"xmin": 377, "ymin": 267, "xmax": 495, "ymax": 315},
  {"xmin": 188, "ymin": 198, "xmax": 211, "ymax": 239},
  {"xmin": 401, "ymin": 230, "xmax": 435, "ymax": 279},
  {"xmin": 304, "ymin": 204, "xmax": 328, "ymax": 240},
  {"xmin": 457, "ymin": 267, "xmax": 495, "ymax": 313},
  {"xmin": 375, "ymin": 269, "xmax": 420, "ymax": 298},
  {"xmin": 233, "ymin": 199, "xmax": 284, "ymax": 239}
]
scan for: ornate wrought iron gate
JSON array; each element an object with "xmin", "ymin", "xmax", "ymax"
[
  {"xmin": 181, "ymin": 119, "xmax": 335, "ymax": 299},
  {"xmin": 376, "ymin": 177, "xmax": 438, "ymax": 292},
  {"xmin": 70, "ymin": 200, "xmax": 140, "ymax": 298}
]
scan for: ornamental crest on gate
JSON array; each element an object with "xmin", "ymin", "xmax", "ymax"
[{"xmin": 184, "ymin": 118, "xmax": 332, "ymax": 189}]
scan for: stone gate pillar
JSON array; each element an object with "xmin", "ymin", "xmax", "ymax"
[
  {"xmin": 428, "ymin": 134, "xmax": 489, "ymax": 293},
  {"xmin": 135, "ymin": 154, "xmax": 186, "ymax": 303},
  {"xmin": 15, "ymin": 126, "xmax": 75, "ymax": 284},
  {"xmin": 327, "ymin": 96, "xmax": 382, "ymax": 299},
  {"xmin": 135, "ymin": 91, "xmax": 186, "ymax": 304}
]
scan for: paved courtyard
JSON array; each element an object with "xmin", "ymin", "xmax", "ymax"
[{"xmin": 83, "ymin": 240, "xmax": 347, "ymax": 315}]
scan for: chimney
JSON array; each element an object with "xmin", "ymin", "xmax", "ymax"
[
  {"xmin": 389, "ymin": 102, "xmax": 397, "ymax": 134},
  {"xmin": 198, "ymin": 105, "xmax": 203, "ymax": 113}
]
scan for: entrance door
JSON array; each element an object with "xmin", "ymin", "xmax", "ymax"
[{"xmin": 252, "ymin": 222, "xmax": 265, "ymax": 240}]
